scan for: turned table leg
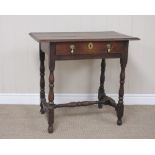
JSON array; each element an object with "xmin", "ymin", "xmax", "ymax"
[
  {"xmin": 98, "ymin": 58, "xmax": 106, "ymax": 109},
  {"xmin": 48, "ymin": 44, "xmax": 55, "ymax": 133},
  {"xmin": 116, "ymin": 54, "xmax": 128, "ymax": 125},
  {"xmin": 39, "ymin": 44, "xmax": 46, "ymax": 114}
]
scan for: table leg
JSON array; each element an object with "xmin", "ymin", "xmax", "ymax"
[
  {"xmin": 48, "ymin": 45, "xmax": 55, "ymax": 133},
  {"xmin": 98, "ymin": 58, "xmax": 106, "ymax": 108},
  {"xmin": 117, "ymin": 55, "xmax": 127, "ymax": 125},
  {"xmin": 39, "ymin": 44, "xmax": 46, "ymax": 114}
]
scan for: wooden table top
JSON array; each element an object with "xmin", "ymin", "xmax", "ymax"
[{"xmin": 29, "ymin": 31, "xmax": 139, "ymax": 42}]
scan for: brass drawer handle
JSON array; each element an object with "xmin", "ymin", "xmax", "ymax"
[
  {"xmin": 70, "ymin": 44, "xmax": 75, "ymax": 54},
  {"xmin": 107, "ymin": 43, "xmax": 112, "ymax": 53}
]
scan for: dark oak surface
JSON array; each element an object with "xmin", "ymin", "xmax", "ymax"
[{"xmin": 30, "ymin": 31, "xmax": 139, "ymax": 42}]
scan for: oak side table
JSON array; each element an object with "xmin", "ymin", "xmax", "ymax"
[{"xmin": 30, "ymin": 31, "xmax": 139, "ymax": 133}]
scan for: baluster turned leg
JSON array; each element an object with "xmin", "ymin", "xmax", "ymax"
[
  {"xmin": 116, "ymin": 56, "xmax": 127, "ymax": 125},
  {"xmin": 48, "ymin": 44, "xmax": 55, "ymax": 133},
  {"xmin": 98, "ymin": 58, "xmax": 106, "ymax": 109},
  {"xmin": 39, "ymin": 44, "xmax": 46, "ymax": 114}
]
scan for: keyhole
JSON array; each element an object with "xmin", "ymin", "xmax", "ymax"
[{"xmin": 88, "ymin": 42, "xmax": 93, "ymax": 49}]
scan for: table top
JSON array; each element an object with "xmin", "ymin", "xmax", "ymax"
[{"xmin": 29, "ymin": 31, "xmax": 139, "ymax": 42}]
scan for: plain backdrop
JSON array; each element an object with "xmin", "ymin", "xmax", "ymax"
[{"xmin": 0, "ymin": 15, "xmax": 154, "ymax": 94}]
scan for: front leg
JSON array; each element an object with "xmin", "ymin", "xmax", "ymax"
[
  {"xmin": 116, "ymin": 51, "xmax": 128, "ymax": 125},
  {"xmin": 48, "ymin": 44, "xmax": 55, "ymax": 133},
  {"xmin": 39, "ymin": 44, "xmax": 46, "ymax": 114},
  {"xmin": 98, "ymin": 58, "xmax": 106, "ymax": 108},
  {"xmin": 48, "ymin": 70, "xmax": 55, "ymax": 133}
]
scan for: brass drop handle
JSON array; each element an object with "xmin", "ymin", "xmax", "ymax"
[
  {"xmin": 107, "ymin": 43, "xmax": 112, "ymax": 53},
  {"xmin": 70, "ymin": 44, "xmax": 75, "ymax": 54}
]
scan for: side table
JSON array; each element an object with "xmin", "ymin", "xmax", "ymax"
[{"xmin": 30, "ymin": 31, "xmax": 139, "ymax": 133}]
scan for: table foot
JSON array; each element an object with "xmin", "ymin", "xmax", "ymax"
[
  {"xmin": 40, "ymin": 99, "xmax": 46, "ymax": 114},
  {"xmin": 98, "ymin": 104, "xmax": 103, "ymax": 109},
  {"xmin": 47, "ymin": 103, "xmax": 54, "ymax": 134},
  {"xmin": 117, "ymin": 119, "xmax": 122, "ymax": 125},
  {"xmin": 48, "ymin": 125, "xmax": 53, "ymax": 133},
  {"xmin": 40, "ymin": 108, "xmax": 45, "ymax": 114},
  {"xmin": 116, "ymin": 102, "xmax": 124, "ymax": 126}
]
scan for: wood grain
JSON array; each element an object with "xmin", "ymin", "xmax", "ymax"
[
  {"xmin": 56, "ymin": 41, "xmax": 127, "ymax": 56},
  {"xmin": 30, "ymin": 31, "xmax": 140, "ymax": 42}
]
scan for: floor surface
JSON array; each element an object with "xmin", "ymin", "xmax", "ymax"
[{"xmin": 0, "ymin": 105, "xmax": 155, "ymax": 138}]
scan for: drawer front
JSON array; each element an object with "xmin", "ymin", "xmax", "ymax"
[{"xmin": 56, "ymin": 41, "xmax": 126, "ymax": 56}]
